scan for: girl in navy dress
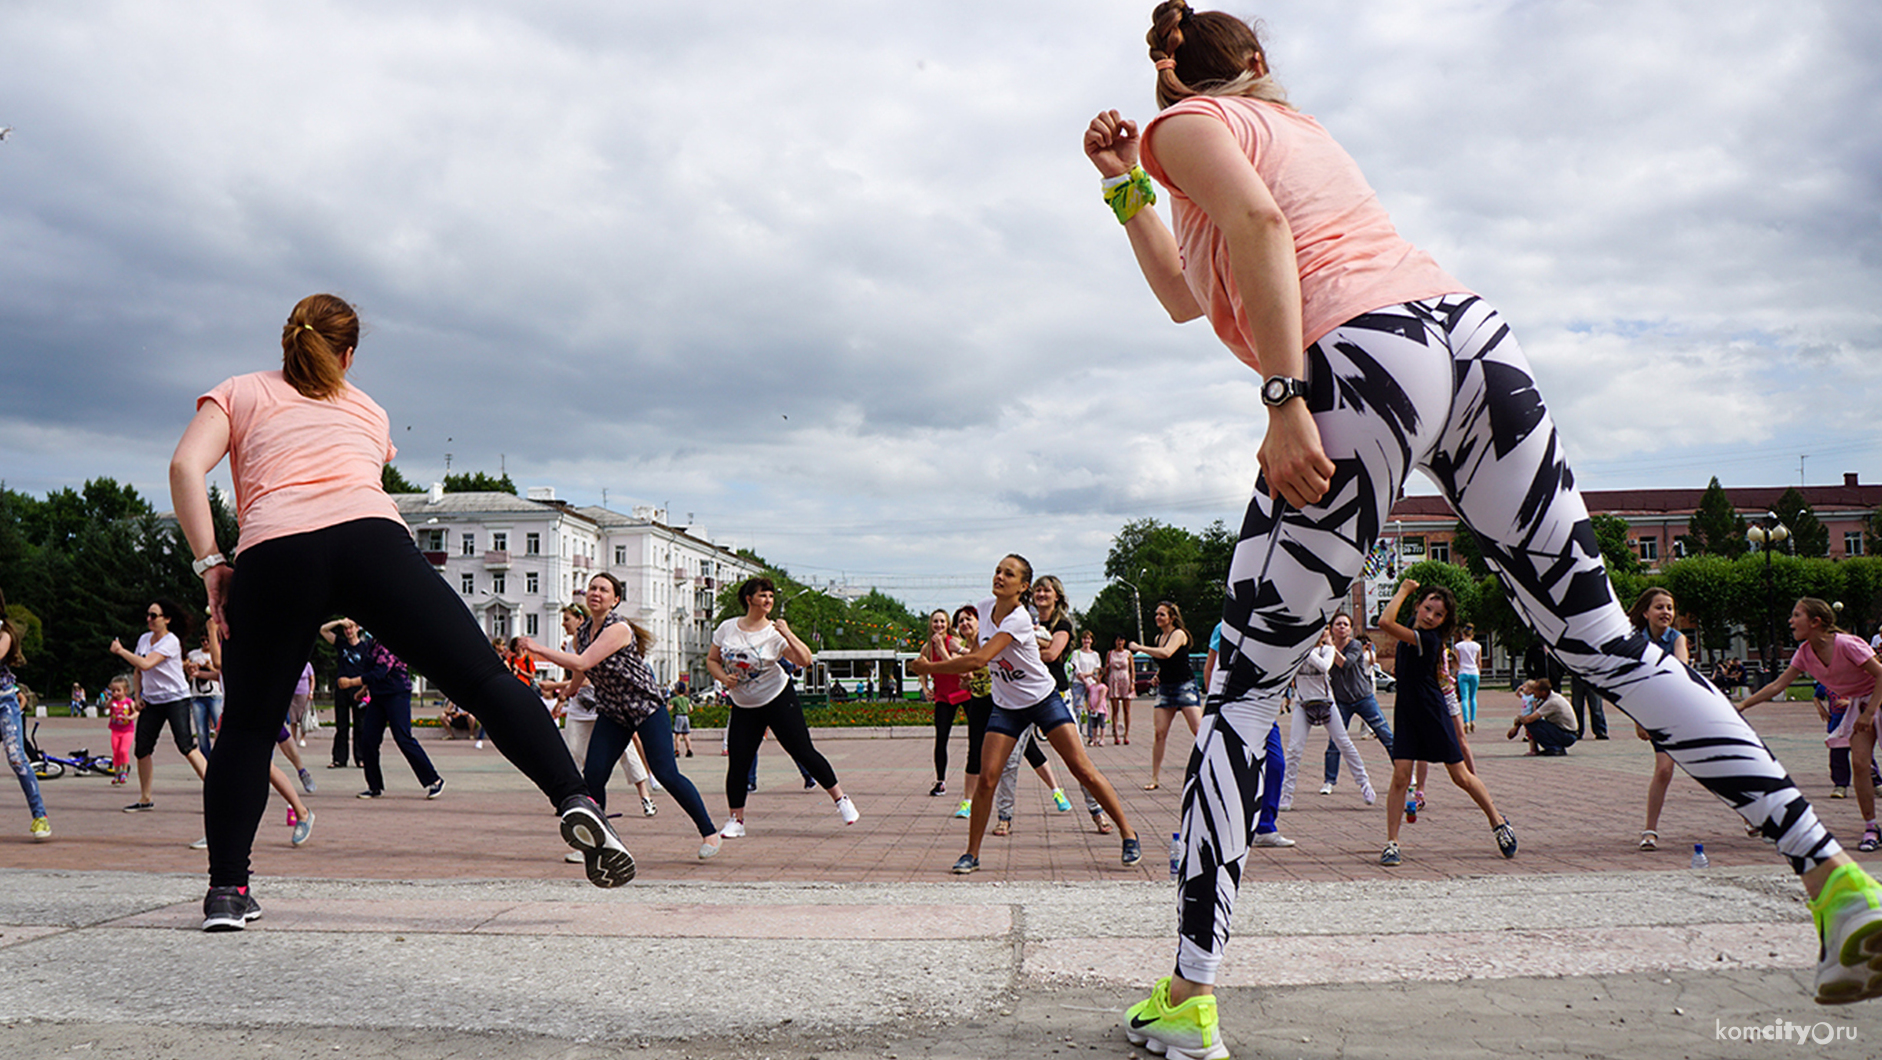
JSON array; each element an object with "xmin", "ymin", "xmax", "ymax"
[{"xmin": 1376, "ymin": 579, "xmax": 1514, "ymax": 868}]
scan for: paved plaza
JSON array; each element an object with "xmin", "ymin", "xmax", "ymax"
[{"xmin": 2, "ymin": 689, "xmax": 1877, "ymax": 1057}]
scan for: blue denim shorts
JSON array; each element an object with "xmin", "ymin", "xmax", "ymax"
[
  {"xmin": 1156, "ymin": 678, "xmax": 1201, "ymax": 711},
  {"xmin": 986, "ymin": 690, "xmax": 1076, "ymax": 739}
]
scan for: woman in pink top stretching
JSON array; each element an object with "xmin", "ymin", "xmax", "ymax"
[
  {"xmin": 1740, "ymin": 598, "xmax": 1882, "ymax": 853},
  {"xmin": 1088, "ymin": 4, "xmax": 1882, "ymax": 1049},
  {"xmin": 170, "ymin": 294, "xmax": 634, "ymax": 933}
]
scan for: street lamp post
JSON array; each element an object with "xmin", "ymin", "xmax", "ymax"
[
  {"xmin": 1745, "ymin": 512, "xmax": 1790, "ymax": 682},
  {"xmin": 1115, "ymin": 577, "xmax": 1145, "ymax": 646}
]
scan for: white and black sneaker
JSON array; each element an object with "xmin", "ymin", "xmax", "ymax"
[
  {"xmin": 558, "ymin": 794, "xmax": 636, "ymax": 887},
  {"xmin": 202, "ymin": 885, "xmax": 261, "ymax": 932}
]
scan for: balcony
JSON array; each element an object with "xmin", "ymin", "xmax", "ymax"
[
  {"xmin": 421, "ymin": 551, "xmax": 448, "ymax": 569},
  {"xmin": 571, "ymin": 553, "xmax": 592, "ymax": 570},
  {"xmin": 694, "ymin": 576, "xmax": 715, "ymax": 589},
  {"xmin": 483, "ymin": 550, "xmax": 511, "ymax": 570},
  {"xmin": 672, "ymin": 566, "xmax": 687, "ymax": 582}
]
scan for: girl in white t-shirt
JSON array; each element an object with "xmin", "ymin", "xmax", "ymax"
[
  {"xmin": 910, "ymin": 554, "xmax": 1141, "ymax": 874},
  {"xmin": 706, "ymin": 576, "xmax": 857, "ymax": 837}
]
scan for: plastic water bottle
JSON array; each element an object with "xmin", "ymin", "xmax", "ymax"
[
  {"xmin": 1169, "ymin": 833, "xmax": 1183, "ymax": 881},
  {"xmin": 1691, "ymin": 843, "xmax": 1709, "ymax": 869}
]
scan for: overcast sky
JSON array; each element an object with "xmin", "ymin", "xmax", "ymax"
[{"xmin": 3, "ymin": 1, "xmax": 1878, "ymax": 613}]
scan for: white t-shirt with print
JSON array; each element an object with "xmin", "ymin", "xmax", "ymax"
[
  {"xmin": 713, "ymin": 618, "xmax": 790, "ymax": 708},
  {"xmin": 137, "ymin": 632, "xmax": 188, "ymax": 704},
  {"xmin": 976, "ymin": 597, "xmax": 1055, "ymax": 710}
]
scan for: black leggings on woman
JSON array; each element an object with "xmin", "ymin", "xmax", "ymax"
[
  {"xmin": 205, "ymin": 518, "xmax": 586, "ymax": 887},
  {"xmin": 724, "ymin": 684, "xmax": 837, "ymax": 810},
  {"xmin": 932, "ymin": 698, "xmax": 966, "ymax": 779}
]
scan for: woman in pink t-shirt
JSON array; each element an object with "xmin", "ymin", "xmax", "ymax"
[
  {"xmin": 1742, "ymin": 598, "xmax": 1882, "ymax": 853},
  {"xmin": 169, "ymin": 294, "xmax": 633, "ymax": 933},
  {"xmin": 1086, "ymin": 3, "xmax": 1882, "ymax": 1037}
]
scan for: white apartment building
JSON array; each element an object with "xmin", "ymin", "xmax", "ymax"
[{"xmin": 393, "ymin": 486, "xmax": 760, "ymax": 686}]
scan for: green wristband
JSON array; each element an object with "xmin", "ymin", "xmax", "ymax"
[{"xmin": 1102, "ymin": 166, "xmax": 1158, "ymax": 225}]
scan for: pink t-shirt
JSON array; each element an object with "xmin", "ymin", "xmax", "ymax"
[
  {"xmin": 199, "ymin": 371, "xmax": 403, "ymax": 555},
  {"xmin": 1141, "ymin": 96, "xmax": 1468, "ymax": 364},
  {"xmin": 1790, "ymin": 634, "xmax": 1878, "ymax": 700}
]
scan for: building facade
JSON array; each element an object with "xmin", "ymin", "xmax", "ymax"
[{"xmin": 393, "ymin": 486, "xmax": 760, "ymax": 687}]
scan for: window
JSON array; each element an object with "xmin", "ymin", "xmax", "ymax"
[
  {"xmin": 1637, "ymin": 538, "xmax": 1659, "ymax": 562},
  {"xmin": 525, "ymin": 613, "xmax": 539, "ymax": 637},
  {"xmin": 1429, "ymin": 539, "xmax": 1450, "ymax": 564},
  {"xmin": 573, "ymin": 573, "xmax": 583, "ymax": 592},
  {"xmin": 526, "ymin": 572, "xmax": 539, "ymax": 594},
  {"xmin": 1848, "ymin": 532, "xmax": 1867, "ymax": 557},
  {"xmin": 460, "ymin": 572, "xmax": 475, "ymax": 594},
  {"xmin": 417, "ymin": 528, "xmax": 445, "ymax": 551},
  {"xmin": 491, "ymin": 532, "xmax": 508, "ymax": 552},
  {"xmin": 615, "ymin": 545, "xmax": 627, "ymax": 565},
  {"xmin": 492, "ymin": 573, "xmax": 506, "ymax": 595},
  {"xmin": 525, "ymin": 532, "xmax": 540, "ymax": 555},
  {"xmin": 461, "ymin": 534, "xmax": 476, "ymax": 556}
]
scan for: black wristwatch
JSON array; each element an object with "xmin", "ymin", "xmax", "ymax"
[{"xmin": 1261, "ymin": 374, "xmax": 1309, "ymax": 407}]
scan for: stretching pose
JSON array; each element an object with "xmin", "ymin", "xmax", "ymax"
[
  {"xmin": 523, "ymin": 574, "xmax": 723, "ymax": 862},
  {"xmin": 707, "ymin": 576, "xmax": 857, "ymax": 836},
  {"xmin": 169, "ymin": 293, "xmax": 633, "ymax": 932},
  {"xmin": 1088, "ymin": 5, "xmax": 1882, "ymax": 1051},
  {"xmin": 911, "ymin": 555, "xmax": 1140, "ymax": 875}
]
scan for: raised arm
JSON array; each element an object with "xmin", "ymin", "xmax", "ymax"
[
  {"xmin": 1084, "ymin": 110, "xmax": 1203, "ymax": 322},
  {"xmin": 169, "ymin": 400, "xmax": 234, "ymax": 636},
  {"xmin": 1376, "ymin": 580, "xmax": 1420, "ymax": 646}
]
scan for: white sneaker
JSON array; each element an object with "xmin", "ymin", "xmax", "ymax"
[
  {"xmin": 1253, "ymin": 831, "xmax": 1296, "ymax": 848},
  {"xmin": 565, "ymin": 849, "xmax": 584, "ymax": 863},
  {"xmin": 721, "ymin": 818, "xmax": 746, "ymax": 838},
  {"xmin": 188, "ymin": 836, "xmax": 208, "ymax": 850},
  {"xmin": 474, "ymin": 739, "xmax": 484, "ymax": 749},
  {"xmin": 836, "ymin": 795, "xmax": 860, "ymax": 825},
  {"xmin": 1361, "ymin": 782, "xmax": 1377, "ymax": 805},
  {"xmin": 1318, "ymin": 782, "xmax": 1334, "ymax": 796},
  {"xmin": 641, "ymin": 797, "xmax": 657, "ymax": 817}
]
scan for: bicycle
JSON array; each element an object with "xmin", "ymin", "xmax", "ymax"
[{"xmin": 24, "ymin": 722, "xmax": 116, "ymax": 780}]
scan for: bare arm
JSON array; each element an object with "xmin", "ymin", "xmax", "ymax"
[
  {"xmin": 1671, "ymin": 631, "xmax": 1689, "ymax": 666},
  {"xmin": 1737, "ymin": 665, "xmax": 1804, "ymax": 711},
  {"xmin": 319, "ymin": 619, "xmax": 348, "ymax": 645},
  {"xmin": 110, "ymin": 639, "xmax": 172, "ymax": 673},
  {"xmin": 521, "ymin": 623, "xmax": 631, "ymax": 674},
  {"xmin": 1202, "ymin": 647, "xmax": 1219, "ymax": 691},
  {"xmin": 773, "ymin": 619, "xmax": 813, "ymax": 669},
  {"xmin": 1039, "ymin": 629, "xmax": 1071, "ymax": 664},
  {"xmin": 1376, "ymin": 581, "xmax": 1419, "ymax": 647},
  {"xmin": 1083, "ymin": 110, "xmax": 1204, "ymax": 321},
  {"xmin": 1131, "ymin": 629, "xmax": 1189, "ymax": 659},
  {"xmin": 169, "ymin": 401, "xmax": 234, "ymax": 636},
  {"xmin": 1147, "ymin": 112, "xmax": 1333, "ymax": 509},
  {"xmin": 910, "ymin": 633, "xmax": 1015, "ymax": 676}
]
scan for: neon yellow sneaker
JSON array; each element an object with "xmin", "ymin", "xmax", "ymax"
[
  {"xmin": 1809, "ymin": 862, "xmax": 1882, "ymax": 1004},
  {"xmin": 30, "ymin": 816, "xmax": 50, "ymax": 840},
  {"xmin": 1123, "ymin": 976, "xmax": 1228, "ymax": 1059},
  {"xmin": 953, "ymin": 799, "xmax": 971, "ymax": 819}
]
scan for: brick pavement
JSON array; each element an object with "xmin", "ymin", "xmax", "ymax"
[{"xmin": 6, "ymin": 688, "xmax": 1856, "ymax": 886}]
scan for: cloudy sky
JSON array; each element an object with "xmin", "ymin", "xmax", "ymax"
[{"xmin": 3, "ymin": 1, "xmax": 1878, "ymax": 613}]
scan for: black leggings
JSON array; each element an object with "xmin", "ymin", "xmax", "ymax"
[
  {"xmin": 960, "ymin": 695, "xmax": 1044, "ymax": 777},
  {"xmin": 205, "ymin": 518, "xmax": 585, "ymax": 887},
  {"xmin": 932, "ymin": 698, "xmax": 966, "ymax": 780},
  {"xmin": 724, "ymin": 684, "xmax": 837, "ymax": 810}
]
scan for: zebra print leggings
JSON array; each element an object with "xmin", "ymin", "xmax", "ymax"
[{"xmin": 1175, "ymin": 294, "xmax": 1842, "ymax": 984}]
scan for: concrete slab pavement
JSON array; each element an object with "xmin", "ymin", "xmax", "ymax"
[{"xmin": 2, "ymin": 694, "xmax": 1878, "ymax": 1057}]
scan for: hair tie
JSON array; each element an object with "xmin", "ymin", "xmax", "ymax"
[
  {"xmin": 301, "ymin": 324, "xmax": 315, "ymax": 333},
  {"xmin": 1154, "ymin": 58, "xmax": 1176, "ymax": 71}
]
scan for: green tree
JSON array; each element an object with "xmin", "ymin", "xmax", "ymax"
[
  {"xmin": 382, "ymin": 464, "xmax": 421, "ymax": 494},
  {"xmin": 1687, "ymin": 477, "xmax": 1748, "ymax": 558},
  {"xmin": 1450, "ymin": 519, "xmax": 1491, "ymax": 578},
  {"xmin": 1591, "ymin": 514, "xmax": 1642, "ymax": 577},
  {"xmin": 1391, "ymin": 561, "xmax": 1480, "ymax": 629},
  {"xmin": 442, "ymin": 471, "xmax": 516, "ymax": 495},
  {"xmin": 1093, "ymin": 518, "xmax": 1229, "ymax": 642},
  {"xmin": 1659, "ymin": 555, "xmax": 1739, "ymax": 662},
  {"xmin": 1772, "ymin": 487, "xmax": 1829, "ymax": 557}
]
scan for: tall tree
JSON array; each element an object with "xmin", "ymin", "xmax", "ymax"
[
  {"xmin": 1772, "ymin": 487, "xmax": 1829, "ymax": 557},
  {"xmin": 1590, "ymin": 514, "xmax": 1642, "ymax": 577},
  {"xmin": 1686, "ymin": 477, "xmax": 1748, "ymax": 558}
]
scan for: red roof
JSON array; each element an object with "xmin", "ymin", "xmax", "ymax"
[{"xmin": 1388, "ymin": 476, "xmax": 1881, "ymax": 523}]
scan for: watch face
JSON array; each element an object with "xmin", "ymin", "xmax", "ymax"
[{"xmin": 1264, "ymin": 378, "xmax": 1288, "ymax": 403}]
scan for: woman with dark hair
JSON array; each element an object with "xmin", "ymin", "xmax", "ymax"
[
  {"xmin": 169, "ymin": 293, "xmax": 632, "ymax": 932},
  {"xmin": 110, "ymin": 597, "xmax": 208, "ymax": 813},
  {"xmin": 524, "ymin": 573, "xmax": 721, "ymax": 861},
  {"xmin": 1130, "ymin": 600, "xmax": 1198, "ymax": 790},
  {"xmin": 919, "ymin": 609, "xmax": 969, "ymax": 798},
  {"xmin": 0, "ymin": 587, "xmax": 49, "ymax": 840},
  {"xmin": 1086, "ymin": 3, "xmax": 1881, "ymax": 1042},
  {"xmin": 707, "ymin": 576, "xmax": 856, "ymax": 836}
]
